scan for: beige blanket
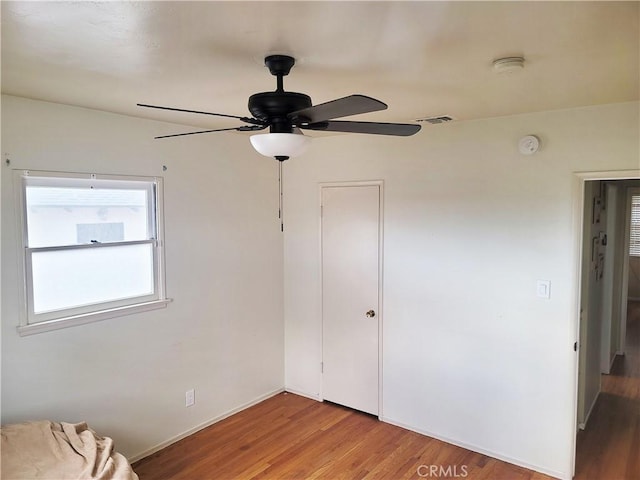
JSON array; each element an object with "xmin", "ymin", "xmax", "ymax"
[{"xmin": 1, "ymin": 421, "xmax": 138, "ymax": 480}]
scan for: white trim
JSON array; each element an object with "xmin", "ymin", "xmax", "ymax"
[
  {"xmin": 578, "ymin": 390, "xmax": 600, "ymax": 431},
  {"xmin": 378, "ymin": 183, "xmax": 384, "ymax": 420},
  {"xmin": 318, "ymin": 180, "xmax": 384, "ymax": 418},
  {"xmin": 380, "ymin": 416, "xmax": 569, "ymax": 480},
  {"xmin": 13, "ymin": 170, "xmax": 30, "ymax": 328},
  {"xmin": 628, "ymin": 296, "xmax": 640, "ymax": 302},
  {"xmin": 573, "ymin": 170, "xmax": 640, "ymax": 181},
  {"xmin": 317, "ymin": 185, "xmax": 324, "ymax": 404},
  {"xmin": 609, "ymin": 352, "xmax": 618, "ymax": 372},
  {"xmin": 570, "ymin": 169, "xmax": 640, "ymax": 476},
  {"xmin": 20, "ymin": 169, "xmax": 157, "ymax": 184},
  {"xmin": 153, "ymin": 177, "xmax": 168, "ymax": 302},
  {"xmin": 569, "ymin": 172, "xmax": 586, "ymax": 464},
  {"xmin": 17, "ymin": 299, "xmax": 172, "ymax": 336},
  {"xmin": 284, "ymin": 387, "xmax": 322, "ymax": 402},
  {"xmin": 127, "ymin": 388, "xmax": 284, "ymax": 464}
]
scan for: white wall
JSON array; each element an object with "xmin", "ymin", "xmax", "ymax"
[
  {"xmin": 0, "ymin": 95, "xmax": 284, "ymax": 459},
  {"xmin": 3, "ymin": 96, "xmax": 638, "ymax": 477},
  {"xmin": 283, "ymin": 102, "xmax": 640, "ymax": 479}
]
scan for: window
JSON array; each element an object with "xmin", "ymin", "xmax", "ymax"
[
  {"xmin": 15, "ymin": 170, "xmax": 169, "ymax": 335},
  {"xmin": 631, "ymin": 194, "xmax": 640, "ymax": 256}
]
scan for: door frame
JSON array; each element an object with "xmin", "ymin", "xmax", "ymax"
[
  {"xmin": 319, "ymin": 180, "xmax": 384, "ymax": 418},
  {"xmin": 570, "ymin": 169, "xmax": 640, "ymax": 476}
]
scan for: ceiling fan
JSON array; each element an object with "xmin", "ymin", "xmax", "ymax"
[{"xmin": 138, "ymin": 55, "xmax": 421, "ymax": 161}]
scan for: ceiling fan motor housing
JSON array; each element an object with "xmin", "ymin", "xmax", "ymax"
[{"xmin": 248, "ymin": 91, "xmax": 312, "ymax": 132}]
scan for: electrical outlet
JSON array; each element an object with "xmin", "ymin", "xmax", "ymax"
[{"xmin": 185, "ymin": 389, "xmax": 195, "ymax": 407}]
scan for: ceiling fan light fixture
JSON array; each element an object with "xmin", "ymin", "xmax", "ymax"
[{"xmin": 250, "ymin": 132, "xmax": 311, "ymax": 159}]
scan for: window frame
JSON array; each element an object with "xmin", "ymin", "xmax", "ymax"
[{"xmin": 14, "ymin": 170, "xmax": 170, "ymax": 336}]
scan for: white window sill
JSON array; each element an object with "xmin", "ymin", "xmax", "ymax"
[{"xmin": 17, "ymin": 299, "xmax": 172, "ymax": 336}]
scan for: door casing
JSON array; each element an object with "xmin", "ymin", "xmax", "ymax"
[{"xmin": 570, "ymin": 170, "xmax": 640, "ymax": 476}]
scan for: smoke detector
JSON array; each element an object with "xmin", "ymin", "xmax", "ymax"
[
  {"xmin": 518, "ymin": 135, "xmax": 540, "ymax": 155},
  {"xmin": 492, "ymin": 57, "xmax": 525, "ymax": 73}
]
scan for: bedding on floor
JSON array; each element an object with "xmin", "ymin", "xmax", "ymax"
[{"xmin": 1, "ymin": 420, "xmax": 138, "ymax": 480}]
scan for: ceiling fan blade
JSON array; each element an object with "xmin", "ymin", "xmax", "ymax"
[
  {"xmin": 137, "ymin": 103, "xmax": 263, "ymax": 125},
  {"xmin": 301, "ymin": 120, "xmax": 421, "ymax": 136},
  {"xmin": 288, "ymin": 95, "xmax": 387, "ymax": 124},
  {"xmin": 154, "ymin": 125, "xmax": 266, "ymax": 139}
]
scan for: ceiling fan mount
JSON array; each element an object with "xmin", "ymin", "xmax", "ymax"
[
  {"xmin": 264, "ymin": 54, "xmax": 296, "ymax": 77},
  {"xmin": 138, "ymin": 54, "xmax": 421, "ymax": 159},
  {"xmin": 248, "ymin": 55, "xmax": 311, "ymax": 131}
]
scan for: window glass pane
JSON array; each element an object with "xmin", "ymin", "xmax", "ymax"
[
  {"xmin": 77, "ymin": 222, "xmax": 125, "ymax": 243},
  {"xmin": 31, "ymin": 244, "xmax": 155, "ymax": 315},
  {"xmin": 26, "ymin": 186, "xmax": 151, "ymax": 247}
]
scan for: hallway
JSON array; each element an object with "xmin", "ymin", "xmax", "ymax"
[{"xmin": 574, "ymin": 300, "xmax": 640, "ymax": 479}]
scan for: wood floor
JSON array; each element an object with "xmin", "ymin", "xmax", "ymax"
[
  {"xmin": 574, "ymin": 300, "xmax": 640, "ymax": 480},
  {"xmin": 133, "ymin": 302, "xmax": 640, "ymax": 480},
  {"xmin": 133, "ymin": 393, "xmax": 553, "ymax": 480}
]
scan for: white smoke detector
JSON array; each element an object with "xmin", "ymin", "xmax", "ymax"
[
  {"xmin": 493, "ymin": 57, "xmax": 525, "ymax": 73},
  {"xmin": 519, "ymin": 135, "xmax": 540, "ymax": 155}
]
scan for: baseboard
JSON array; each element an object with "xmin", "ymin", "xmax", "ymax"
[
  {"xmin": 128, "ymin": 387, "xmax": 284, "ymax": 463},
  {"xmin": 284, "ymin": 386, "xmax": 321, "ymax": 402},
  {"xmin": 602, "ymin": 353, "xmax": 617, "ymax": 375},
  {"xmin": 609, "ymin": 352, "xmax": 619, "ymax": 371},
  {"xmin": 380, "ymin": 416, "xmax": 569, "ymax": 480},
  {"xmin": 578, "ymin": 390, "xmax": 600, "ymax": 431},
  {"xmin": 628, "ymin": 297, "xmax": 640, "ymax": 302}
]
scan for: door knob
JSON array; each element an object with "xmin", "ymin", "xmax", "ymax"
[{"xmin": 366, "ymin": 310, "xmax": 376, "ymax": 318}]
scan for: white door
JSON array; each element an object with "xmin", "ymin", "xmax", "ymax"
[{"xmin": 321, "ymin": 184, "xmax": 380, "ymax": 415}]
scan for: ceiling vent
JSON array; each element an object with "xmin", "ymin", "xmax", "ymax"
[
  {"xmin": 416, "ymin": 115, "xmax": 455, "ymax": 125},
  {"xmin": 492, "ymin": 56, "xmax": 525, "ymax": 73}
]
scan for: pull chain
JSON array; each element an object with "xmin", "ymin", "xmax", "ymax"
[{"xmin": 278, "ymin": 161, "xmax": 284, "ymax": 232}]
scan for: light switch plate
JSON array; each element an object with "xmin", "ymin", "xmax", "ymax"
[{"xmin": 185, "ymin": 389, "xmax": 195, "ymax": 407}]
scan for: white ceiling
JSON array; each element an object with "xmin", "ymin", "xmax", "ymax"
[{"xmin": 2, "ymin": 1, "xmax": 639, "ymax": 134}]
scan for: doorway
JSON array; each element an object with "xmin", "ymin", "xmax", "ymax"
[
  {"xmin": 321, "ymin": 182, "xmax": 382, "ymax": 416},
  {"xmin": 573, "ymin": 173, "xmax": 640, "ymax": 476}
]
